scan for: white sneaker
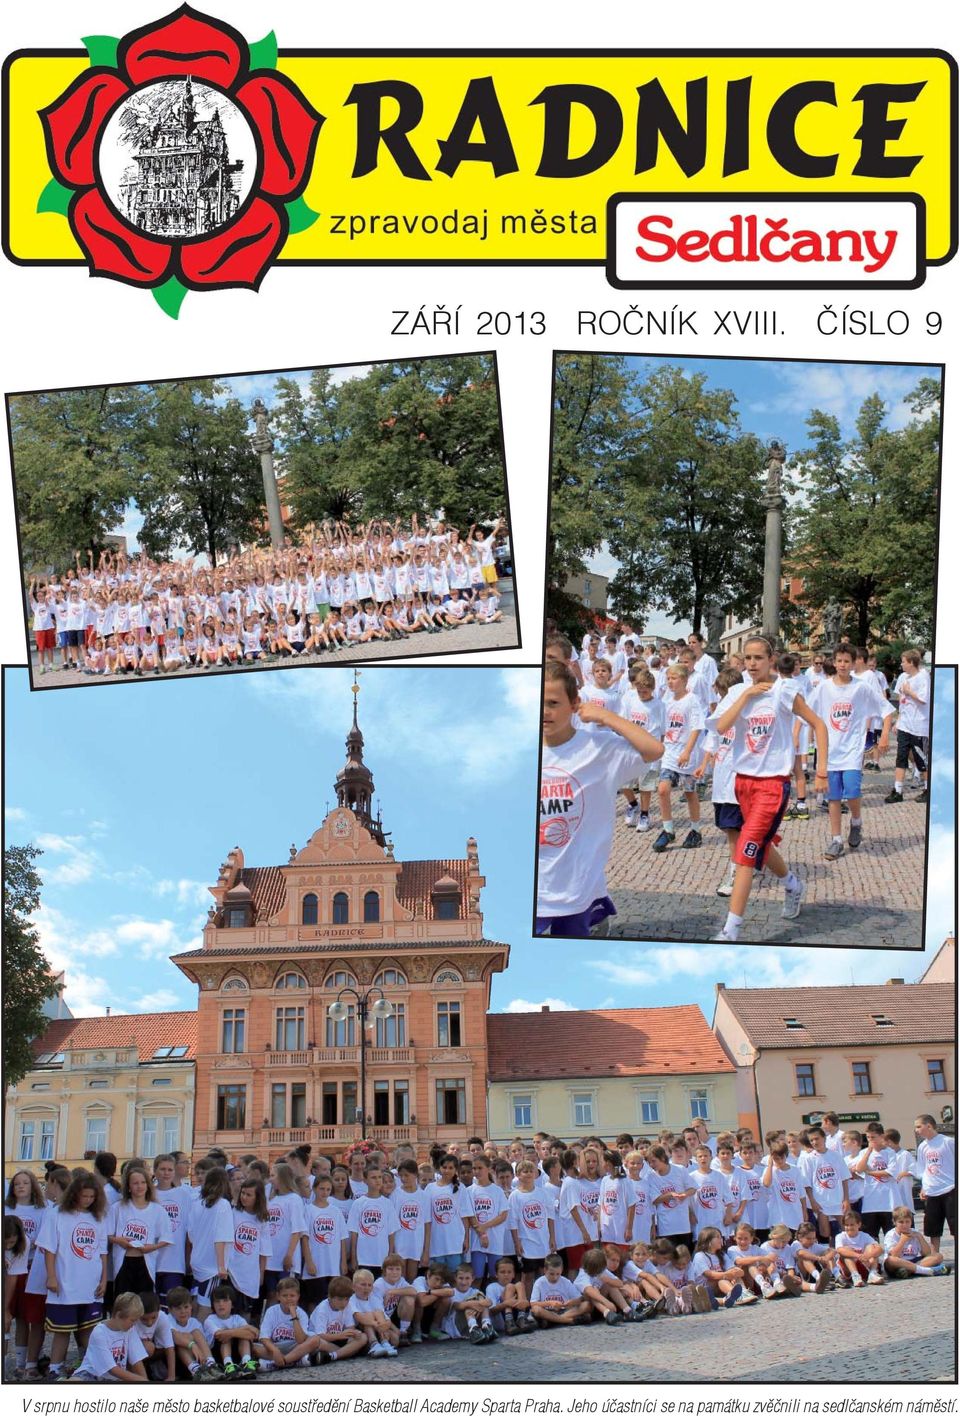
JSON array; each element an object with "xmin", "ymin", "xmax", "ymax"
[
  {"xmin": 760, "ymin": 1280, "xmax": 776, "ymax": 1300},
  {"xmin": 782, "ymin": 879, "xmax": 806, "ymax": 919},
  {"xmin": 773, "ymin": 1275, "xmax": 786, "ymax": 1294},
  {"xmin": 382, "ymin": 1343, "xmax": 399, "ymax": 1357},
  {"xmin": 625, "ymin": 805, "xmax": 638, "ymax": 826},
  {"xmin": 716, "ymin": 875, "xmax": 734, "ymax": 897},
  {"xmin": 636, "ymin": 815, "xmax": 651, "ymax": 833},
  {"xmin": 851, "ymin": 1273, "xmax": 864, "ymax": 1288},
  {"xmin": 866, "ymin": 1270, "xmax": 884, "ymax": 1285},
  {"xmin": 368, "ymin": 1343, "xmax": 385, "ymax": 1358},
  {"xmin": 712, "ymin": 928, "xmax": 739, "ymax": 941}
]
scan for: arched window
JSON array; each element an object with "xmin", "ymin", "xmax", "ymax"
[
  {"xmin": 363, "ymin": 891, "xmax": 380, "ymax": 923},
  {"xmin": 276, "ymin": 971, "xmax": 307, "ymax": 990},
  {"xmin": 333, "ymin": 892, "xmax": 349, "ymax": 925},
  {"xmin": 221, "ymin": 975, "xmax": 248, "ymax": 992},
  {"xmin": 302, "ymin": 893, "xmax": 318, "ymax": 926},
  {"xmin": 323, "ymin": 970, "xmax": 357, "ymax": 990},
  {"xmin": 373, "ymin": 968, "xmax": 407, "ymax": 988},
  {"xmin": 435, "ymin": 969, "xmax": 462, "ymax": 985}
]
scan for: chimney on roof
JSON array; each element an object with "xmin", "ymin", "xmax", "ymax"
[
  {"xmin": 105, "ymin": 1006, "xmax": 111, "ymax": 1016},
  {"xmin": 541, "ymin": 1005, "xmax": 550, "ymax": 1013},
  {"xmin": 716, "ymin": 982, "xmax": 725, "ymax": 992},
  {"xmin": 886, "ymin": 978, "xmax": 905, "ymax": 985}
]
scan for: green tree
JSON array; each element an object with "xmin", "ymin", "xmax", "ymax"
[
  {"xmin": 548, "ymin": 353, "xmax": 637, "ymax": 622},
  {"xmin": 790, "ymin": 379, "xmax": 939, "ymax": 647},
  {"xmin": 9, "ymin": 387, "xmax": 145, "ymax": 570},
  {"xmin": 135, "ymin": 381, "xmax": 264, "ymax": 566},
  {"xmin": 274, "ymin": 357, "xmax": 505, "ymax": 531},
  {"xmin": 607, "ymin": 366, "xmax": 770, "ymax": 632},
  {"xmin": 2, "ymin": 845, "xmax": 58, "ymax": 1088}
]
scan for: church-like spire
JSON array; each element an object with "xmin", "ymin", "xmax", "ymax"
[{"xmin": 335, "ymin": 672, "xmax": 386, "ymax": 844}]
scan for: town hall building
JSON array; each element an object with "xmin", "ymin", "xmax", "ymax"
[{"xmin": 170, "ymin": 681, "xmax": 509, "ymax": 1161}]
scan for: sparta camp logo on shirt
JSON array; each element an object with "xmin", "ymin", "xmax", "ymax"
[
  {"xmin": 359, "ymin": 1205, "xmax": 385, "ymax": 1237},
  {"xmin": 746, "ymin": 710, "xmax": 776, "ymax": 754},
  {"xmin": 698, "ymin": 1182, "xmax": 720, "ymax": 1209},
  {"xmin": 830, "ymin": 700, "xmax": 854, "ymax": 732},
  {"xmin": 234, "ymin": 1222, "xmax": 260, "ymax": 1255},
  {"xmin": 397, "ymin": 1201, "xmax": 421, "ymax": 1231},
  {"xmin": 522, "ymin": 1201, "xmax": 544, "ymax": 1229},
  {"xmin": 665, "ymin": 711, "xmax": 686, "ymax": 744},
  {"xmin": 432, "ymin": 1194, "xmax": 454, "ymax": 1225},
  {"xmin": 539, "ymin": 768, "xmax": 584, "ymax": 848},
  {"xmin": 815, "ymin": 1165, "xmax": 837, "ymax": 1190},
  {"xmin": 70, "ymin": 1222, "xmax": 98, "ymax": 1260},
  {"xmin": 310, "ymin": 1215, "xmax": 337, "ymax": 1245}
]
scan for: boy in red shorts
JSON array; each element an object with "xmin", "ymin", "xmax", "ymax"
[{"xmin": 708, "ymin": 636, "xmax": 828, "ymax": 941}]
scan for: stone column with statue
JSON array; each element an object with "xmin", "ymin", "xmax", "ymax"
[
  {"xmin": 760, "ymin": 439, "xmax": 787, "ymax": 645},
  {"xmin": 250, "ymin": 396, "xmax": 284, "ymax": 550}
]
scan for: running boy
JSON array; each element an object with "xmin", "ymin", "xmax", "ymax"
[
  {"xmin": 808, "ymin": 644, "xmax": 894, "ymax": 858},
  {"xmin": 538, "ymin": 662, "xmax": 663, "ymax": 937}
]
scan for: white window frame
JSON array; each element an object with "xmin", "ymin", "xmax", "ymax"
[
  {"xmin": 512, "ymin": 1093, "xmax": 534, "ymax": 1130},
  {"xmin": 85, "ymin": 1113, "xmax": 108, "ymax": 1153},
  {"xmin": 570, "ymin": 1090, "xmax": 596, "ymax": 1129},
  {"xmin": 636, "ymin": 1087, "xmax": 663, "ymax": 1127},
  {"xmin": 162, "ymin": 1116, "xmax": 180, "ymax": 1153},
  {"xmin": 17, "ymin": 1121, "xmax": 35, "ymax": 1161},
  {"xmin": 141, "ymin": 1115, "xmax": 159, "ymax": 1158},
  {"xmin": 39, "ymin": 1119, "xmax": 56, "ymax": 1161},
  {"xmin": 687, "ymin": 1086, "xmax": 711, "ymax": 1122}
]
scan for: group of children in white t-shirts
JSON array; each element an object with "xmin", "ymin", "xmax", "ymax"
[
  {"xmin": 27, "ymin": 517, "xmax": 508, "ymax": 680},
  {"xmin": 540, "ymin": 626, "xmax": 929, "ymax": 940},
  {"xmin": 6, "ymin": 1119, "xmax": 951, "ymax": 1379}
]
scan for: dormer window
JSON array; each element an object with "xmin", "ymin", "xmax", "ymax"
[
  {"xmin": 225, "ymin": 907, "xmax": 247, "ymax": 928},
  {"xmin": 222, "ymin": 881, "xmax": 253, "ymax": 928},
  {"xmin": 431, "ymin": 875, "xmax": 460, "ymax": 921}
]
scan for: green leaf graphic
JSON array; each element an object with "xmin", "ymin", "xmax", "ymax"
[
  {"xmin": 248, "ymin": 31, "xmax": 278, "ymax": 69},
  {"xmin": 82, "ymin": 34, "xmax": 119, "ymax": 68},
  {"xmin": 285, "ymin": 195, "xmax": 319, "ymax": 235},
  {"xmin": 36, "ymin": 178, "xmax": 72, "ymax": 217},
  {"xmin": 152, "ymin": 277, "xmax": 188, "ymax": 320}
]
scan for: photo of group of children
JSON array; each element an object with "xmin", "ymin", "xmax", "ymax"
[
  {"xmin": 25, "ymin": 517, "xmax": 509, "ymax": 685},
  {"xmin": 8, "ymin": 353, "xmax": 517, "ymax": 688},
  {"xmin": 4, "ymin": 1116, "xmax": 952, "ymax": 1382},
  {"xmin": 538, "ymin": 628, "xmax": 931, "ymax": 943}
]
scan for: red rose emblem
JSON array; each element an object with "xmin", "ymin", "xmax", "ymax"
[{"xmin": 38, "ymin": 5, "xmax": 322, "ymax": 304}]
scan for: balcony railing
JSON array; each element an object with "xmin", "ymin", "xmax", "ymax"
[
  {"xmin": 268, "ymin": 1051, "xmax": 312, "ymax": 1067},
  {"xmin": 257, "ymin": 1123, "xmax": 414, "ymax": 1146},
  {"xmin": 265, "ymin": 1047, "xmax": 414, "ymax": 1066}
]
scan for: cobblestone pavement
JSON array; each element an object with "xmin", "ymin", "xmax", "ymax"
[
  {"xmin": 24, "ymin": 594, "xmax": 518, "ymax": 691},
  {"xmin": 602, "ymin": 748, "xmax": 926, "ymax": 948},
  {"xmin": 266, "ymin": 1243, "xmax": 955, "ymax": 1384}
]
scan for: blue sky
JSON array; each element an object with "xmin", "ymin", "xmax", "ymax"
[
  {"xmin": 587, "ymin": 355, "xmax": 941, "ymax": 639},
  {"xmin": 4, "ymin": 667, "xmax": 953, "ymax": 1025}
]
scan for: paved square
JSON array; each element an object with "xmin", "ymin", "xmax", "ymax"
[{"xmin": 603, "ymin": 750, "xmax": 926, "ymax": 948}]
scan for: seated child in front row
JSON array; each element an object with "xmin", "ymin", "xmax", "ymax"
[
  {"xmin": 351, "ymin": 1268, "xmax": 400, "ymax": 1357},
  {"xmin": 412, "ymin": 1264, "xmax": 454, "ymax": 1340},
  {"xmin": 833, "ymin": 1212, "xmax": 885, "ymax": 1288},
  {"xmin": 883, "ymin": 1207, "xmax": 949, "ymax": 1278},
  {"xmin": 372, "ymin": 1253, "xmax": 420, "ymax": 1345},
  {"xmin": 166, "ymin": 1285, "xmax": 220, "ymax": 1380},
  {"xmin": 202, "ymin": 1285, "xmax": 259, "ymax": 1378},
  {"xmin": 135, "ymin": 1291, "xmax": 176, "ymax": 1381},
  {"xmin": 484, "ymin": 1255, "xmax": 534, "ymax": 1334},
  {"xmin": 574, "ymin": 1246, "xmax": 633, "ymax": 1324},
  {"xmin": 69, "ymin": 1292, "xmax": 148, "ymax": 1383},
  {"xmin": 308, "ymin": 1275, "xmax": 367, "ymax": 1363},
  {"xmin": 444, "ymin": 1263, "xmax": 495, "ymax": 1342},
  {"xmin": 256, "ymin": 1277, "xmax": 315, "ymax": 1370},
  {"xmin": 530, "ymin": 1253, "xmax": 591, "ymax": 1326}
]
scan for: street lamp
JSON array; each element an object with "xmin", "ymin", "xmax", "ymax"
[{"xmin": 327, "ymin": 987, "xmax": 393, "ymax": 1140}]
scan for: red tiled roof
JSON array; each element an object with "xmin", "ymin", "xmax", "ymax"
[
  {"xmin": 716, "ymin": 983, "xmax": 954, "ymax": 1049},
  {"xmin": 397, "ymin": 859, "xmax": 468, "ymax": 920},
  {"xmin": 240, "ymin": 867, "xmax": 285, "ymax": 920},
  {"xmin": 487, "ymin": 1005, "xmax": 734, "ymax": 1081},
  {"xmin": 236, "ymin": 859, "xmax": 469, "ymax": 923},
  {"xmin": 31, "ymin": 1012, "xmax": 198, "ymax": 1063}
]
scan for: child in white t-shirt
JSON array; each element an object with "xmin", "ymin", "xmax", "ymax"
[
  {"xmin": 134, "ymin": 1291, "xmax": 176, "ymax": 1381},
  {"xmin": 759, "ymin": 1225, "xmax": 804, "ymax": 1296},
  {"xmin": 833, "ymin": 1212, "xmax": 885, "ymax": 1288},
  {"xmin": 308, "ymin": 1276, "xmax": 367, "ymax": 1363},
  {"xmin": 201, "ymin": 1285, "xmax": 259, "ymax": 1378},
  {"xmin": 653, "ymin": 665, "xmax": 704, "ymax": 853},
  {"xmin": 618, "ymin": 667, "xmax": 666, "ymax": 834},
  {"xmin": 696, "ymin": 668, "xmax": 744, "ymax": 897},
  {"xmin": 882, "ymin": 1207, "xmax": 948, "ymax": 1278},
  {"xmin": 690, "ymin": 1228, "xmax": 755, "ymax": 1308},
  {"xmin": 537, "ymin": 661, "xmax": 663, "ymax": 936},
  {"xmin": 708, "ymin": 635, "xmax": 828, "ymax": 941},
  {"xmin": 166, "ymin": 1286, "xmax": 220, "ymax": 1380},
  {"xmin": 529, "ymin": 1254, "xmax": 590, "ymax": 1325},
  {"xmin": 443, "ymin": 1264, "xmax": 495, "ymax": 1342},
  {"xmin": 793, "ymin": 1221, "xmax": 836, "ymax": 1293},
  {"xmin": 725, "ymin": 1222, "xmax": 778, "ymax": 1299},
  {"xmin": 69, "ymin": 1293, "xmax": 148, "ymax": 1383},
  {"xmin": 350, "ymin": 1268, "xmax": 400, "ymax": 1357},
  {"xmin": 578, "ymin": 656, "xmax": 620, "ymax": 713},
  {"xmin": 255, "ymin": 1277, "xmax": 316, "ymax": 1369}
]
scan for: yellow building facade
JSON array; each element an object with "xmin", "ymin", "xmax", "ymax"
[
  {"xmin": 486, "ymin": 1004, "xmax": 738, "ymax": 1143},
  {"xmin": 4, "ymin": 1013, "xmax": 196, "ymax": 1182}
]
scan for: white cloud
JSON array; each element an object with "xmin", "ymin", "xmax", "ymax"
[
  {"xmin": 154, "ymin": 878, "xmax": 212, "ymax": 908},
  {"xmin": 5, "ymin": 806, "xmax": 27, "ymax": 822},
  {"xmin": 59, "ymin": 970, "xmax": 114, "ymax": 1017},
  {"xmin": 764, "ymin": 362, "xmax": 933, "ymax": 440},
  {"xmin": 925, "ymin": 822, "xmax": 956, "ymax": 950},
  {"xmin": 113, "ymin": 918, "xmax": 183, "ymax": 959},
  {"xmin": 32, "ymin": 903, "xmax": 117, "ymax": 961},
  {"xmin": 35, "ymin": 832, "xmax": 99, "ymax": 886},
  {"xmin": 503, "ymin": 996, "xmax": 576, "ymax": 1013},
  {"xmin": 129, "ymin": 989, "xmax": 182, "ymax": 1012}
]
